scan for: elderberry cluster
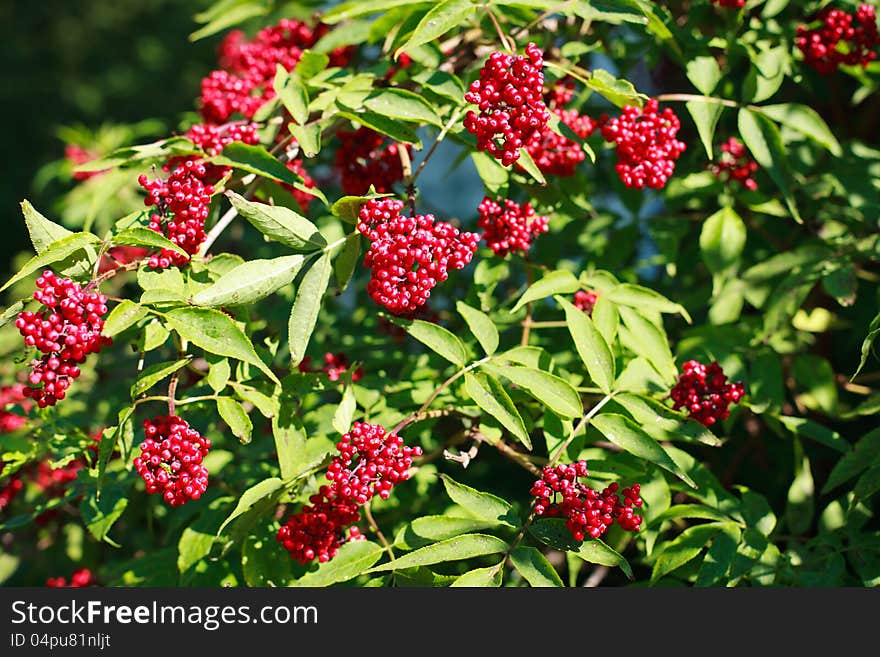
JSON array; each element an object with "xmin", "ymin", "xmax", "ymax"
[
  {"xmin": 573, "ymin": 290, "xmax": 598, "ymax": 315},
  {"xmin": 599, "ymin": 99, "xmax": 686, "ymax": 189},
  {"xmin": 797, "ymin": 4, "xmax": 879, "ymax": 74},
  {"xmin": 201, "ymin": 19, "xmax": 351, "ymax": 123},
  {"xmin": 530, "ymin": 461, "xmax": 643, "ymax": 541},
  {"xmin": 0, "ymin": 384, "xmax": 28, "ymax": 433},
  {"xmin": 137, "ymin": 160, "xmax": 215, "ymax": 268},
  {"xmin": 477, "ymin": 196, "xmax": 549, "ymax": 257},
  {"xmin": 670, "ymin": 360, "xmax": 745, "ymax": 427},
  {"xmin": 524, "ymin": 79, "xmax": 596, "ymax": 177},
  {"xmin": 283, "ymin": 159, "xmax": 318, "ymax": 214},
  {"xmin": 464, "ymin": 43, "xmax": 550, "ymax": 167},
  {"xmin": 46, "ymin": 568, "xmax": 96, "ymax": 588},
  {"xmin": 170, "ymin": 121, "xmax": 261, "ymax": 183},
  {"xmin": 357, "ymin": 198, "xmax": 480, "ymax": 315},
  {"xmin": 15, "ymin": 272, "xmax": 111, "ymax": 408},
  {"xmin": 335, "ymin": 127, "xmax": 411, "ymax": 196},
  {"xmin": 711, "ymin": 137, "xmax": 759, "ymax": 191},
  {"xmin": 134, "ymin": 415, "xmax": 211, "ymax": 507},
  {"xmin": 277, "ymin": 422, "xmax": 421, "ymax": 564},
  {"xmin": 298, "ymin": 353, "xmax": 364, "ymax": 382}
]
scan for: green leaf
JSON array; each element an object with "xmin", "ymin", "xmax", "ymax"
[
  {"xmin": 336, "ymin": 109, "xmax": 422, "ymax": 146},
  {"xmin": 178, "ymin": 497, "xmax": 231, "ymax": 573},
  {"xmin": 591, "ymin": 295, "xmax": 619, "ymax": 344},
  {"xmin": 738, "ymin": 108, "xmax": 801, "ymax": 223},
  {"xmin": 686, "ymin": 100, "xmax": 723, "ymax": 160},
  {"xmin": 274, "ymin": 65, "xmax": 309, "ymax": 125},
  {"xmin": 165, "ymin": 307, "xmax": 279, "ymax": 384},
  {"xmin": 217, "ymin": 397, "xmax": 253, "ymax": 444},
  {"xmin": 289, "ymin": 122, "xmax": 322, "ymax": 158},
  {"xmin": 1, "ymin": 232, "xmax": 100, "ymax": 293},
  {"xmin": 332, "ymin": 384, "xmax": 357, "ymax": 435},
  {"xmin": 395, "ymin": 318, "xmax": 468, "ymax": 366},
  {"xmin": 292, "ymin": 541, "xmax": 384, "ymax": 587},
  {"xmin": 492, "ymin": 365, "xmax": 582, "ymax": 419},
  {"xmin": 333, "ymin": 234, "xmax": 361, "ymax": 293},
  {"xmin": 686, "ymin": 56, "xmax": 722, "ymax": 95},
  {"xmin": 131, "ymin": 358, "xmax": 190, "ymax": 397},
  {"xmin": 757, "ymin": 103, "xmax": 842, "ymax": 156},
  {"xmin": 618, "ymin": 306, "xmax": 677, "ymax": 385},
  {"xmin": 456, "ymin": 301, "xmax": 499, "ymax": 355},
  {"xmin": 777, "ymin": 416, "xmax": 850, "ymax": 454},
  {"xmin": 510, "ymin": 546, "xmax": 563, "ymax": 587},
  {"xmin": 242, "ymin": 532, "xmax": 293, "ymax": 586},
  {"xmin": 323, "ymin": 0, "xmax": 424, "ymax": 23},
  {"xmin": 113, "ymin": 227, "xmax": 187, "ymax": 258},
  {"xmin": 217, "ymin": 478, "xmax": 285, "ymax": 538},
  {"xmin": 512, "ymin": 270, "xmax": 580, "ymax": 313},
  {"xmin": 785, "ymin": 440, "xmax": 814, "ymax": 535},
  {"xmin": 516, "ymin": 147, "xmax": 547, "ymax": 185},
  {"xmin": 529, "ymin": 518, "xmax": 633, "ymax": 578},
  {"xmin": 592, "ymin": 414, "xmax": 696, "ymax": 487},
  {"xmin": 415, "ymin": 70, "xmax": 466, "ymax": 104},
  {"xmin": 191, "ymin": 255, "xmax": 308, "ymax": 307},
  {"xmin": 464, "ymin": 372, "xmax": 531, "ymax": 449},
  {"xmin": 190, "ymin": 0, "xmax": 268, "ymax": 41},
  {"xmin": 21, "ymin": 200, "xmax": 73, "ymax": 253},
  {"xmin": 227, "ymin": 191, "xmax": 326, "ymax": 251},
  {"xmin": 695, "ymin": 528, "xmax": 740, "ymax": 587},
  {"xmin": 363, "ymin": 89, "xmax": 442, "ymax": 126},
  {"xmin": 823, "ymin": 428, "xmax": 880, "ymax": 494},
  {"xmin": 213, "ymin": 143, "xmax": 301, "ymax": 186},
  {"xmin": 586, "ymin": 69, "xmax": 643, "ymax": 108},
  {"xmin": 396, "ymin": 516, "xmax": 501, "ymax": 549},
  {"xmin": 81, "ymin": 486, "xmax": 128, "ymax": 546},
  {"xmin": 700, "ymin": 207, "xmax": 747, "ymax": 273},
  {"xmin": 651, "ymin": 522, "xmax": 727, "ymax": 583},
  {"xmin": 103, "ymin": 300, "xmax": 147, "ymax": 337},
  {"xmin": 271, "ymin": 415, "xmax": 331, "ymax": 481},
  {"xmin": 288, "ymin": 252, "xmax": 333, "ymax": 367},
  {"xmin": 614, "ymin": 392, "xmax": 721, "ymax": 447},
  {"xmin": 574, "ymin": 539, "xmax": 634, "ymax": 579},
  {"xmin": 395, "ymin": 0, "xmax": 480, "ymax": 56},
  {"xmin": 557, "ymin": 296, "xmax": 615, "ymax": 394},
  {"xmin": 471, "ymin": 151, "xmax": 509, "ymax": 196},
  {"xmin": 604, "ymin": 283, "xmax": 691, "ymax": 321},
  {"xmin": 367, "ymin": 534, "xmax": 509, "ymax": 573},
  {"xmin": 330, "ymin": 192, "xmax": 393, "ymax": 223},
  {"xmin": 206, "ymin": 358, "xmax": 231, "ymax": 393},
  {"xmin": 440, "ymin": 474, "xmax": 517, "ymax": 527},
  {"xmin": 855, "ymin": 465, "xmax": 880, "ymax": 500},
  {"xmin": 450, "ymin": 564, "xmax": 503, "ymax": 587}
]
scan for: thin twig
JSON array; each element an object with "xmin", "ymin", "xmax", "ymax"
[
  {"xmin": 486, "ymin": 8, "xmax": 515, "ymax": 53},
  {"xmin": 511, "ymin": 0, "xmax": 575, "ymax": 39},
  {"xmin": 364, "ymin": 502, "xmax": 394, "ymax": 560},
  {"xmin": 407, "ymin": 106, "xmax": 465, "ymax": 187}
]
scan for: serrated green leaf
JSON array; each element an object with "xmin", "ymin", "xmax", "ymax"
[
  {"xmin": 510, "ymin": 546, "xmax": 563, "ymax": 587},
  {"xmin": 113, "ymin": 227, "xmax": 187, "ymax": 258},
  {"xmin": 492, "ymin": 365, "xmax": 582, "ymax": 419},
  {"xmin": 332, "ymin": 384, "xmax": 357, "ymax": 435},
  {"xmin": 363, "ymin": 88, "xmax": 442, "ymax": 126},
  {"xmin": 103, "ymin": 300, "xmax": 147, "ymax": 337},
  {"xmin": 700, "ymin": 207, "xmax": 747, "ymax": 274},
  {"xmin": 1, "ymin": 232, "xmax": 100, "ymax": 293},
  {"xmin": 217, "ymin": 478, "xmax": 285, "ymax": 538},
  {"xmin": 604, "ymin": 283, "xmax": 691, "ymax": 322},
  {"xmin": 457, "ymin": 301, "xmax": 499, "ymax": 355},
  {"xmin": 131, "ymin": 358, "xmax": 190, "ymax": 397},
  {"xmin": 464, "ymin": 372, "xmax": 531, "ymax": 449},
  {"xmin": 227, "ymin": 191, "xmax": 326, "ymax": 251},
  {"xmin": 686, "ymin": 100, "xmax": 723, "ymax": 160},
  {"xmin": 213, "ymin": 142, "xmax": 301, "ymax": 185},
  {"xmin": 558, "ymin": 296, "xmax": 615, "ymax": 394},
  {"xmin": 21, "ymin": 200, "xmax": 73, "ymax": 253},
  {"xmin": 586, "ymin": 69, "xmax": 643, "ymax": 108},
  {"xmin": 395, "ymin": 0, "xmax": 480, "ymax": 56},
  {"xmin": 395, "ymin": 318, "xmax": 468, "ymax": 366},
  {"xmin": 288, "ymin": 252, "xmax": 333, "ymax": 367},
  {"xmin": 217, "ymin": 397, "xmax": 253, "ymax": 444},
  {"xmin": 450, "ymin": 564, "xmax": 503, "ymax": 587},
  {"xmin": 513, "ymin": 270, "xmax": 580, "ymax": 313},
  {"xmin": 440, "ymin": 474, "xmax": 517, "ymax": 527},
  {"xmin": 368, "ymin": 534, "xmax": 509, "ymax": 572},
  {"xmin": 292, "ymin": 540, "xmax": 384, "ymax": 587},
  {"xmin": 618, "ymin": 306, "xmax": 676, "ymax": 384},
  {"xmin": 191, "ymin": 255, "xmax": 308, "ymax": 307}
]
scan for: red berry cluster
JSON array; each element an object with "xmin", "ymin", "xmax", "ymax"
[
  {"xmin": 464, "ymin": 43, "xmax": 551, "ymax": 167},
  {"xmin": 523, "ymin": 79, "xmax": 596, "ymax": 177},
  {"xmin": 277, "ymin": 422, "xmax": 421, "ymax": 564},
  {"xmin": 357, "ymin": 199, "xmax": 480, "ymax": 315},
  {"xmin": 797, "ymin": 4, "xmax": 878, "ymax": 74},
  {"xmin": 670, "ymin": 360, "xmax": 745, "ymax": 427},
  {"xmin": 36, "ymin": 460, "xmax": 84, "ymax": 498},
  {"xmin": 477, "ymin": 196, "xmax": 549, "ymax": 257},
  {"xmin": 282, "ymin": 159, "xmax": 318, "ymax": 214},
  {"xmin": 171, "ymin": 121, "xmax": 261, "ymax": 183},
  {"xmin": 335, "ymin": 127, "xmax": 411, "ymax": 196},
  {"xmin": 138, "ymin": 160, "xmax": 215, "ymax": 268},
  {"xmin": 530, "ymin": 461, "xmax": 643, "ymax": 540},
  {"xmin": 0, "ymin": 458, "xmax": 23, "ymax": 513},
  {"xmin": 15, "ymin": 272, "xmax": 111, "ymax": 408},
  {"xmin": 573, "ymin": 290, "xmax": 598, "ymax": 315},
  {"xmin": 298, "ymin": 353, "xmax": 364, "ymax": 382},
  {"xmin": 711, "ymin": 0, "xmax": 745, "ymax": 8},
  {"xmin": 598, "ymin": 99, "xmax": 686, "ymax": 189},
  {"xmin": 711, "ymin": 137, "xmax": 759, "ymax": 191},
  {"xmin": 46, "ymin": 568, "xmax": 96, "ymax": 588},
  {"xmin": 134, "ymin": 415, "xmax": 211, "ymax": 507},
  {"xmin": 65, "ymin": 144, "xmax": 105, "ymax": 181},
  {"xmin": 0, "ymin": 384, "xmax": 29, "ymax": 433},
  {"xmin": 201, "ymin": 20, "xmax": 351, "ymax": 123}
]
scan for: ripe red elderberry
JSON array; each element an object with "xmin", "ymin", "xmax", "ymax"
[
  {"xmin": 0, "ymin": 384, "xmax": 29, "ymax": 433},
  {"xmin": 670, "ymin": 360, "xmax": 745, "ymax": 427},
  {"xmin": 46, "ymin": 568, "xmax": 95, "ymax": 588},
  {"xmin": 711, "ymin": 137, "xmax": 759, "ymax": 191},
  {"xmin": 298, "ymin": 353, "xmax": 364, "ymax": 382},
  {"xmin": 137, "ymin": 160, "xmax": 214, "ymax": 268},
  {"xmin": 574, "ymin": 290, "xmax": 598, "ymax": 315},
  {"xmin": 276, "ymin": 494, "xmax": 363, "ymax": 565},
  {"xmin": 530, "ymin": 461, "xmax": 643, "ymax": 541},
  {"xmin": 477, "ymin": 196, "xmax": 549, "ymax": 257},
  {"xmin": 15, "ymin": 271, "xmax": 111, "ymax": 408},
  {"xmin": 135, "ymin": 415, "xmax": 211, "ymax": 507},
  {"xmin": 326, "ymin": 422, "xmax": 422, "ymax": 504},
  {"xmin": 598, "ymin": 99, "xmax": 686, "ymax": 189},
  {"xmin": 167, "ymin": 121, "xmax": 261, "ymax": 183},
  {"xmin": 335, "ymin": 127, "xmax": 411, "ymax": 196},
  {"xmin": 357, "ymin": 199, "xmax": 480, "ymax": 315},
  {"xmin": 464, "ymin": 43, "xmax": 550, "ymax": 167},
  {"xmin": 711, "ymin": 0, "xmax": 745, "ymax": 8},
  {"xmin": 797, "ymin": 4, "xmax": 879, "ymax": 74}
]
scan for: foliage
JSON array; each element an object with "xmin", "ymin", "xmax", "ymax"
[{"xmin": 1, "ymin": 0, "xmax": 879, "ymax": 588}]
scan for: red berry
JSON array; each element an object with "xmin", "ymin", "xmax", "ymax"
[
  {"xmin": 711, "ymin": 0, "xmax": 745, "ymax": 8},
  {"xmin": 477, "ymin": 196, "xmax": 548, "ymax": 257},
  {"xmin": 464, "ymin": 43, "xmax": 551, "ymax": 167},
  {"xmin": 670, "ymin": 360, "xmax": 746, "ymax": 427},
  {"xmin": 711, "ymin": 137, "xmax": 759, "ymax": 191},
  {"xmin": 46, "ymin": 568, "xmax": 95, "ymax": 588},
  {"xmin": 573, "ymin": 290, "xmax": 598, "ymax": 315},
  {"xmin": 598, "ymin": 99, "xmax": 686, "ymax": 190},
  {"xmin": 135, "ymin": 415, "xmax": 211, "ymax": 507},
  {"xmin": 298, "ymin": 353, "xmax": 364, "ymax": 382}
]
